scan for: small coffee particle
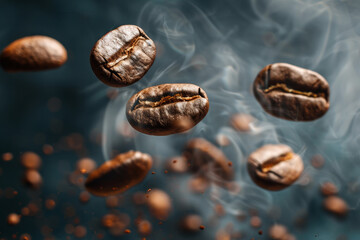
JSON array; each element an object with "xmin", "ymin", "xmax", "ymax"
[
  {"xmin": 320, "ymin": 182, "xmax": 338, "ymax": 196},
  {"xmin": 180, "ymin": 214, "xmax": 202, "ymax": 232},
  {"xmin": 7, "ymin": 213, "xmax": 21, "ymax": 225},
  {"xmin": 2, "ymin": 152, "xmax": 13, "ymax": 161},
  {"xmin": 21, "ymin": 152, "xmax": 42, "ymax": 169}
]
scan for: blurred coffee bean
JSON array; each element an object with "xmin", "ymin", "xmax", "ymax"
[
  {"xmin": 320, "ymin": 182, "xmax": 338, "ymax": 196},
  {"xmin": 106, "ymin": 196, "xmax": 119, "ymax": 208},
  {"xmin": 250, "ymin": 216, "xmax": 262, "ymax": 228},
  {"xmin": 85, "ymin": 151, "xmax": 152, "ymax": 196},
  {"xmin": 79, "ymin": 191, "xmax": 90, "ymax": 204},
  {"xmin": 166, "ymin": 156, "xmax": 188, "ymax": 173},
  {"xmin": 7, "ymin": 213, "xmax": 21, "ymax": 225},
  {"xmin": 73, "ymin": 226, "xmax": 87, "ymax": 238},
  {"xmin": 268, "ymin": 224, "xmax": 287, "ymax": 240},
  {"xmin": 42, "ymin": 144, "xmax": 54, "ymax": 155},
  {"xmin": 188, "ymin": 176, "xmax": 209, "ymax": 193},
  {"xmin": 253, "ymin": 63, "xmax": 330, "ymax": 121},
  {"xmin": 216, "ymin": 229, "xmax": 231, "ymax": 240},
  {"xmin": 247, "ymin": 144, "xmax": 303, "ymax": 190},
  {"xmin": 21, "ymin": 152, "xmax": 41, "ymax": 169},
  {"xmin": 323, "ymin": 196, "xmax": 348, "ymax": 217},
  {"xmin": 19, "ymin": 233, "xmax": 32, "ymax": 240},
  {"xmin": 126, "ymin": 83, "xmax": 209, "ymax": 135},
  {"xmin": 184, "ymin": 138, "xmax": 234, "ymax": 183},
  {"xmin": 137, "ymin": 219, "xmax": 152, "ymax": 236},
  {"xmin": 90, "ymin": 25, "xmax": 156, "ymax": 87},
  {"xmin": 77, "ymin": 158, "xmax": 97, "ymax": 174},
  {"xmin": 147, "ymin": 189, "xmax": 172, "ymax": 220},
  {"xmin": 23, "ymin": 170, "xmax": 42, "ymax": 189},
  {"xmin": 215, "ymin": 134, "xmax": 230, "ymax": 147},
  {"xmin": 133, "ymin": 192, "xmax": 147, "ymax": 205},
  {"xmin": 2, "ymin": 152, "xmax": 13, "ymax": 161},
  {"xmin": 0, "ymin": 36, "xmax": 67, "ymax": 71},
  {"xmin": 230, "ymin": 113, "xmax": 253, "ymax": 132},
  {"xmin": 311, "ymin": 154, "xmax": 325, "ymax": 169},
  {"xmin": 180, "ymin": 214, "xmax": 202, "ymax": 233}
]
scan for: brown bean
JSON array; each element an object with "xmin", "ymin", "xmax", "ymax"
[
  {"xmin": 184, "ymin": 138, "xmax": 234, "ymax": 183},
  {"xmin": 126, "ymin": 83, "xmax": 209, "ymax": 135},
  {"xmin": 0, "ymin": 36, "xmax": 67, "ymax": 71},
  {"xmin": 247, "ymin": 144, "xmax": 303, "ymax": 190},
  {"xmin": 90, "ymin": 25, "xmax": 156, "ymax": 87},
  {"xmin": 85, "ymin": 151, "xmax": 152, "ymax": 196},
  {"xmin": 253, "ymin": 63, "xmax": 329, "ymax": 121}
]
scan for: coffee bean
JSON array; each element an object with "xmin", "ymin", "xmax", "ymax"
[
  {"xmin": 184, "ymin": 138, "xmax": 234, "ymax": 183},
  {"xmin": 0, "ymin": 36, "xmax": 67, "ymax": 72},
  {"xmin": 85, "ymin": 151, "xmax": 152, "ymax": 196},
  {"xmin": 23, "ymin": 170, "xmax": 42, "ymax": 189},
  {"xmin": 126, "ymin": 83, "xmax": 209, "ymax": 135},
  {"xmin": 147, "ymin": 189, "xmax": 172, "ymax": 220},
  {"xmin": 253, "ymin": 63, "xmax": 330, "ymax": 121},
  {"xmin": 90, "ymin": 25, "xmax": 156, "ymax": 87},
  {"xmin": 323, "ymin": 196, "xmax": 348, "ymax": 217},
  {"xmin": 180, "ymin": 214, "xmax": 203, "ymax": 232},
  {"xmin": 268, "ymin": 224, "xmax": 287, "ymax": 240},
  {"xmin": 320, "ymin": 181, "xmax": 338, "ymax": 196},
  {"xmin": 247, "ymin": 144, "xmax": 303, "ymax": 190},
  {"xmin": 230, "ymin": 113, "xmax": 254, "ymax": 132}
]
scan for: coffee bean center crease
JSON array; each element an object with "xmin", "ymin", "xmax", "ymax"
[
  {"xmin": 106, "ymin": 35, "xmax": 147, "ymax": 69},
  {"xmin": 133, "ymin": 94, "xmax": 202, "ymax": 110},
  {"xmin": 263, "ymin": 83, "xmax": 323, "ymax": 98},
  {"xmin": 258, "ymin": 152, "xmax": 293, "ymax": 173}
]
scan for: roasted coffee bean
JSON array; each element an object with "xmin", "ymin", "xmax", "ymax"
[
  {"xmin": 147, "ymin": 189, "xmax": 172, "ymax": 220},
  {"xmin": 85, "ymin": 151, "xmax": 152, "ymax": 196},
  {"xmin": 0, "ymin": 36, "xmax": 67, "ymax": 72},
  {"xmin": 253, "ymin": 63, "xmax": 330, "ymax": 121},
  {"xmin": 247, "ymin": 144, "xmax": 303, "ymax": 191},
  {"xmin": 323, "ymin": 196, "xmax": 348, "ymax": 217},
  {"xmin": 180, "ymin": 214, "xmax": 203, "ymax": 232},
  {"xmin": 230, "ymin": 113, "xmax": 254, "ymax": 132},
  {"xmin": 126, "ymin": 83, "xmax": 209, "ymax": 135},
  {"xmin": 184, "ymin": 138, "xmax": 234, "ymax": 183},
  {"xmin": 320, "ymin": 181, "xmax": 338, "ymax": 196},
  {"xmin": 90, "ymin": 25, "xmax": 156, "ymax": 87}
]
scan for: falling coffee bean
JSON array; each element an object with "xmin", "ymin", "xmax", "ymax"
[
  {"xmin": 85, "ymin": 151, "xmax": 152, "ymax": 196},
  {"xmin": 184, "ymin": 138, "xmax": 234, "ymax": 183},
  {"xmin": 126, "ymin": 83, "xmax": 209, "ymax": 135},
  {"xmin": 247, "ymin": 144, "xmax": 303, "ymax": 191},
  {"xmin": 253, "ymin": 63, "xmax": 330, "ymax": 121},
  {"xmin": 90, "ymin": 25, "xmax": 156, "ymax": 87},
  {"xmin": 323, "ymin": 196, "xmax": 348, "ymax": 217},
  {"xmin": 146, "ymin": 189, "xmax": 172, "ymax": 220},
  {"xmin": 0, "ymin": 36, "xmax": 67, "ymax": 72}
]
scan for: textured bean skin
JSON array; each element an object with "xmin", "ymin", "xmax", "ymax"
[
  {"xmin": 0, "ymin": 35, "xmax": 67, "ymax": 72},
  {"xmin": 253, "ymin": 63, "xmax": 330, "ymax": 121},
  {"xmin": 126, "ymin": 83, "xmax": 209, "ymax": 136},
  {"xmin": 247, "ymin": 144, "xmax": 303, "ymax": 191},
  {"xmin": 90, "ymin": 25, "xmax": 156, "ymax": 87},
  {"xmin": 85, "ymin": 151, "xmax": 152, "ymax": 196},
  {"xmin": 184, "ymin": 138, "xmax": 234, "ymax": 183}
]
